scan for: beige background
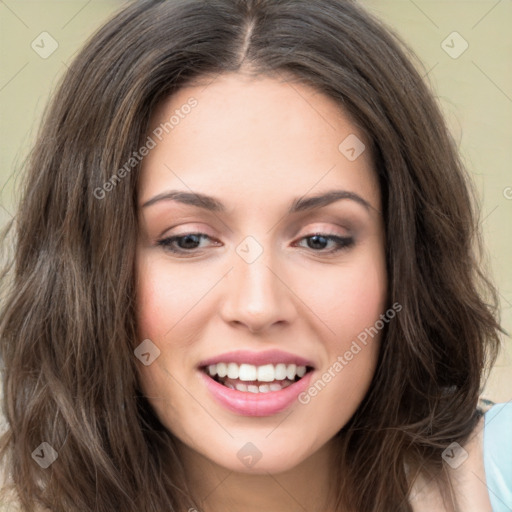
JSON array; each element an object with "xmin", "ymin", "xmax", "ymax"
[{"xmin": 0, "ymin": 1, "xmax": 510, "ymax": 402}]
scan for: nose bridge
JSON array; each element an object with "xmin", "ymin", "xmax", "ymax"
[{"xmin": 219, "ymin": 235, "xmax": 295, "ymax": 331}]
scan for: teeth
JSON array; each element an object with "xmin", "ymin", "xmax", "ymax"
[
  {"xmin": 236, "ymin": 381, "xmax": 294, "ymax": 393},
  {"xmin": 296, "ymin": 365, "xmax": 307, "ymax": 378},
  {"xmin": 206, "ymin": 362, "xmax": 308, "ymax": 382},
  {"xmin": 286, "ymin": 364, "xmax": 297, "ymax": 380},
  {"xmin": 257, "ymin": 364, "xmax": 275, "ymax": 382},
  {"xmin": 216, "ymin": 362, "xmax": 227, "ymax": 378},
  {"xmin": 275, "ymin": 363, "xmax": 287, "ymax": 380},
  {"xmin": 227, "ymin": 362, "xmax": 239, "ymax": 379},
  {"xmin": 223, "ymin": 379, "xmax": 295, "ymax": 393},
  {"xmin": 239, "ymin": 364, "xmax": 257, "ymax": 381}
]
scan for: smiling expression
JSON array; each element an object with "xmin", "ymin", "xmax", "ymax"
[{"xmin": 135, "ymin": 72, "xmax": 387, "ymax": 474}]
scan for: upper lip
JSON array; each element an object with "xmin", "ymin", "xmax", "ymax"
[{"xmin": 198, "ymin": 349, "xmax": 315, "ymax": 369}]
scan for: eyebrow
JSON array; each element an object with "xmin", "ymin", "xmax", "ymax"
[{"xmin": 141, "ymin": 189, "xmax": 373, "ymax": 214}]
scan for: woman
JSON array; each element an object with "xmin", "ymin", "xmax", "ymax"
[{"xmin": 0, "ymin": 0, "xmax": 510, "ymax": 511}]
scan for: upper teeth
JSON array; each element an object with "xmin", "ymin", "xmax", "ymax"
[{"xmin": 207, "ymin": 363, "xmax": 307, "ymax": 382}]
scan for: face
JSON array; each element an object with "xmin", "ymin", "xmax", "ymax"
[{"xmin": 135, "ymin": 72, "xmax": 387, "ymax": 475}]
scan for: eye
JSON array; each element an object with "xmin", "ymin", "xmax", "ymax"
[
  {"xmin": 156, "ymin": 232, "xmax": 354, "ymax": 256},
  {"xmin": 295, "ymin": 233, "xmax": 354, "ymax": 253},
  {"xmin": 157, "ymin": 233, "xmax": 219, "ymax": 255}
]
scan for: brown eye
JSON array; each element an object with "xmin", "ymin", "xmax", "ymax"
[
  {"xmin": 157, "ymin": 233, "xmax": 218, "ymax": 254},
  {"xmin": 296, "ymin": 234, "xmax": 354, "ymax": 253}
]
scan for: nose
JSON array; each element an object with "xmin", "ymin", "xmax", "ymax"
[{"xmin": 218, "ymin": 245, "xmax": 297, "ymax": 333}]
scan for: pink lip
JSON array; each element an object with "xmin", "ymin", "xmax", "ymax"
[
  {"xmin": 197, "ymin": 349, "xmax": 315, "ymax": 368},
  {"xmin": 199, "ymin": 369, "xmax": 314, "ymax": 417}
]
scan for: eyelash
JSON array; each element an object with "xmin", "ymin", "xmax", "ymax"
[{"xmin": 156, "ymin": 232, "xmax": 355, "ymax": 256}]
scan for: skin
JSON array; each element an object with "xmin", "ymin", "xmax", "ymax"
[
  {"xmin": 410, "ymin": 415, "xmax": 493, "ymax": 512},
  {"xmin": 135, "ymin": 71, "xmax": 388, "ymax": 511}
]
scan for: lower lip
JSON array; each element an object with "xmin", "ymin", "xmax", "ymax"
[{"xmin": 199, "ymin": 370, "xmax": 314, "ymax": 417}]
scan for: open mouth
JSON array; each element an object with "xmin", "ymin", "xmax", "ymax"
[{"xmin": 201, "ymin": 362, "xmax": 314, "ymax": 394}]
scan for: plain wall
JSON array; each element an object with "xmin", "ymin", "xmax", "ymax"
[{"xmin": 0, "ymin": 0, "xmax": 510, "ymax": 402}]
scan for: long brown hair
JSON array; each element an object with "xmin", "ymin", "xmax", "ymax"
[{"xmin": 0, "ymin": 0, "xmax": 503, "ymax": 510}]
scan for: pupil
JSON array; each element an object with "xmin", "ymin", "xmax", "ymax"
[
  {"xmin": 308, "ymin": 235, "xmax": 327, "ymax": 250},
  {"xmin": 179, "ymin": 234, "xmax": 201, "ymax": 249}
]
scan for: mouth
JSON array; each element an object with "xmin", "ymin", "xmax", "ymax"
[
  {"xmin": 197, "ymin": 350, "xmax": 316, "ymax": 416},
  {"xmin": 201, "ymin": 362, "xmax": 315, "ymax": 393}
]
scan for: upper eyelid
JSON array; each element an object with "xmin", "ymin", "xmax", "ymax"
[
  {"xmin": 159, "ymin": 219, "xmax": 352, "ymax": 238},
  {"xmin": 160, "ymin": 228, "xmax": 348, "ymax": 240}
]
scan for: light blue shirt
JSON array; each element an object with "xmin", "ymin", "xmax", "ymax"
[{"xmin": 484, "ymin": 402, "xmax": 512, "ymax": 511}]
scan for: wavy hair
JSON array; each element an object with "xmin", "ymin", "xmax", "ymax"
[{"xmin": 0, "ymin": 0, "xmax": 503, "ymax": 510}]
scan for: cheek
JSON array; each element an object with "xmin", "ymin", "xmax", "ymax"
[
  {"xmin": 338, "ymin": 259, "xmax": 387, "ymax": 363},
  {"xmin": 134, "ymin": 253, "xmax": 222, "ymax": 403},
  {"xmin": 340, "ymin": 258, "xmax": 387, "ymax": 330},
  {"xmin": 134, "ymin": 258, "xmax": 192, "ymax": 426},
  {"xmin": 135, "ymin": 254, "xmax": 212, "ymax": 342},
  {"xmin": 301, "ymin": 252, "xmax": 386, "ymax": 396},
  {"xmin": 300, "ymin": 253, "xmax": 387, "ymax": 343},
  {"xmin": 136, "ymin": 272, "xmax": 177, "ymax": 341}
]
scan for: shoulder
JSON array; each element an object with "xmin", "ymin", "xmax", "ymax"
[
  {"xmin": 410, "ymin": 400, "xmax": 511, "ymax": 512},
  {"xmin": 409, "ymin": 412, "xmax": 491, "ymax": 512},
  {"xmin": 482, "ymin": 401, "xmax": 512, "ymax": 511}
]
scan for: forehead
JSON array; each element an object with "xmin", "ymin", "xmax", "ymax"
[{"xmin": 139, "ymin": 72, "xmax": 380, "ymax": 212}]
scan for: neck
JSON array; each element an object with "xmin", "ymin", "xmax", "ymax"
[{"xmin": 177, "ymin": 437, "xmax": 339, "ymax": 512}]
